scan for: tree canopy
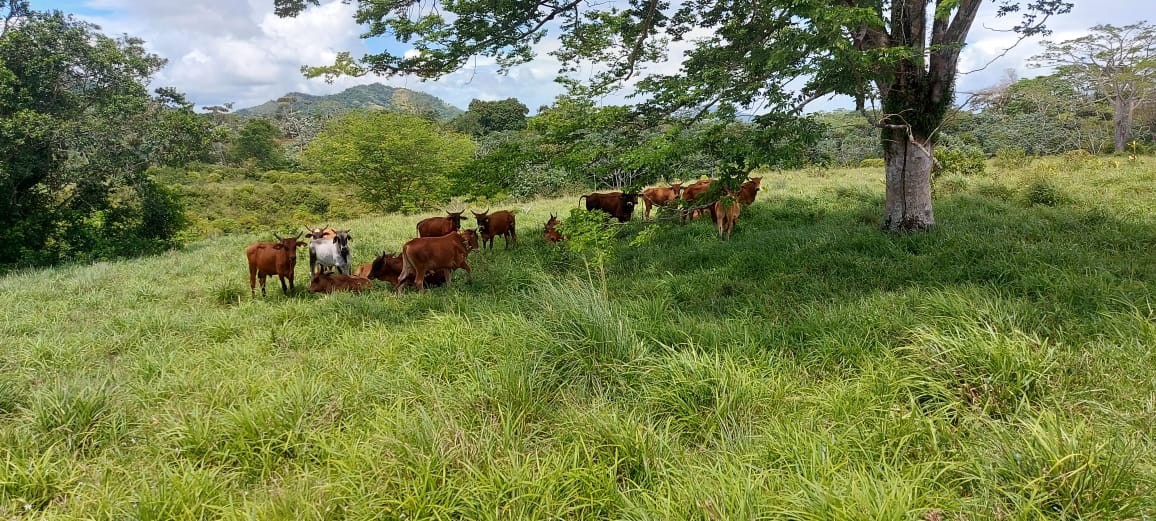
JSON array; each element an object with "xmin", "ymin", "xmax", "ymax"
[
  {"xmin": 276, "ymin": 0, "xmax": 1071, "ymax": 231},
  {"xmin": 1031, "ymin": 21, "xmax": 1156, "ymax": 152},
  {"xmin": 300, "ymin": 111, "xmax": 476, "ymax": 213},
  {"xmin": 0, "ymin": 7, "xmax": 211, "ymax": 266}
]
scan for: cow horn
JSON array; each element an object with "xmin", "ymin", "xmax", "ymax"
[{"xmin": 274, "ymin": 232, "xmax": 283, "ymax": 241}]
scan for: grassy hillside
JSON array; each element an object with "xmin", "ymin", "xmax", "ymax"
[{"xmin": 2, "ymin": 157, "xmax": 1154, "ymax": 519}]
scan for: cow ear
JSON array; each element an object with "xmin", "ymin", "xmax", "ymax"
[{"xmin": 273, "ymin": 243, "xmax": 284, "ymax": 250}]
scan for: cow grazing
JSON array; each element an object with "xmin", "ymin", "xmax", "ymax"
[
  {"xmin": 396, "ymin": 231, "xmax": 474, "ymax": 293},
  {"xmin": 544, "ymin": 213, "xmax": 563, "ymax": 243},
  {"xmin": 362, "ymin": 250, "xmax": 448, "ymax": 289},
  {"xmin": 308, "ymin": 272, "xmax": 373, "ymax": 294},
  {"xmin": 738, "ymin": 177, "xmax": 762, "ymax": 206},
  {"xmin": 460, "ymin": 228, "xmax": 481, "ymax": 252},
  {"xmin": 416, "ymin": 210, "xmax": 466, "ymax": 238},
  {"xmin": 472, "ymin": 209, "xmax": 517, "ymax": 249},
  {"xmin": 641, "ymin": 182, "xmax": 682, "ymax": 220},
  {"xmin": 579, "ymin": 191, "xmax": 639, "ymax": 223},
  {"xmin": 245, "ymin": 233, "xmax": 305, "ymax": 296},
  {"xmin": 712, "ymin": 194, "xmax": 742, "ymax": 240},
  {"xmin": 309, "ymin": 229, "xmax": 352, "ymax": 275}
]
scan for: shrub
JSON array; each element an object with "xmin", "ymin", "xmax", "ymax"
[
  {"xmin": 935, "ymin": 146, "xmax": 986, "ymax": 177},
  {"xmin": 859, "ymin": 158, "xmax": 885, "ymax": 168},
  {"xmin": 993, "ymin": 147, "xmax": 1032, "ymax": 170},
  {"xmin": 1061, "ymin": 149, "xmax": 1093, "ymax": 165},
  {"xmin": 1024, "ymin": 179, "xmax": 1063, "ymax": 207}
]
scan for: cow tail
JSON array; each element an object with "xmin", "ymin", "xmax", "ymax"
[
  {"xmin": 397, "ymin": 248, "xmax": 413, "ymax": 285},
  {"xmin": 577, "ymin": 195, "xmax": 586, "ymax": 207}
]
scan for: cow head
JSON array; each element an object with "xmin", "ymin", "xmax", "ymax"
[
  {"xmin": 272, "ymin": 232, "xmax": 304, "ymax": 266},
  {"xmin": 459, "ymin": 229, "xmax": 480, "ymax": 251},
  {"xmin": 622, "ymin": 193, "xmax": 639, "ymax": 212},
  {"xmin": 332, "ymin": 230, "xmax": 352, "ymax": 260},
  {"xmin": 446, "ymin": 210, "xmax": 465, "ymax": 230},
  {"xmin": 304, "ymin": 223, "xmax": 336, "ymax": 240},
  {"xmin": 670, "ymin": 182, "xmax": 683, "ymax": 197},
  {"xmin": 472, "ymin": 210, "xmax": 491, "ymax": 235}
]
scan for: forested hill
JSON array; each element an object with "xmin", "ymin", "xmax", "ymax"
[{"xmin": 234, "ymin": 83, "xmax": 463, "ymax": 120}]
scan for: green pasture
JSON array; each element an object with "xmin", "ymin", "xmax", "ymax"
[{"xmin": 1, "ymin": 158, "xmax": 1153, "ymax": 519}]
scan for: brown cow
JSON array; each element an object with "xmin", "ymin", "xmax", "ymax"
[
  {"xmin": 544, "ymin": 213, "xmax": 563, "ymax": 243},
  {"xmin": 362, "ymin": 251, "xmax": 449, "ymax": 289},
  {"xmin": 245, "ymin": 233, "xmax": 306, "ymax": 296},
  {"xmin": 579, "ymin": 192, "xmax": 639, "ymax": 222},
  {"xmin": 472, "ymin": 209, "xmax": 517, "ymax": 249},
  {"xmin": 416, "ymin": 210, "xmax": 466, "ymax": 238},
  {"xmin": 711, "ymin": 193, "xmax": 742, "ymax": 240},
  {"xmin": 396, "ymin": 231, "xmax": 474, "ymax": 293},
  {"xmin": 680, "ymin": 179, "xmax": 714, "ymax": 221},
  {"xmin": 641, "ymin": 182, "xmax": 682, "ymax": 220},
  {"xmin": 308, "ymin": 272, "xmax": 373, "ymax": 293},
  {"xmin": 738, "ymin": 177, "xmax": 762, "ymax": 206}
]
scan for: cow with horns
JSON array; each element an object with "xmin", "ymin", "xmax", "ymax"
[
  {"xmin": 245, "ymin": 232, "xmax": 306, "ymax": 296},
  {"xmin": 416, "ymin": 209, "xmax": 467, "ymax": 238},
  {"xmin": 472, "ymin": 209, "xmax": 517, "ymax": 250},
  {"xmin": 579, "ymin": 191, "xmax": 639, "ymax": 223},
  {"xmin": 309, "ymin": 229, "xmax": 353, "ymax": 275}
]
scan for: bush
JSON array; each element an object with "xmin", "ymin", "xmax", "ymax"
[
  {"xmin": 1062, "ymin": 149, "xmax": 1093, "ymax": 165},
  {"xmin": 935, "ymin": 146, "xmax": 986, "ymax": 177},
  {"xmin": 1024, "ymin": 179, "xmax": 1063, "ymax": 207},
  {"xmin": 859, "ymin": 158, "xmax": 885, "ymax": 168},
  {"xmin": 993, "ymin": 147, "xmax": 1032, "ymax": 170}
]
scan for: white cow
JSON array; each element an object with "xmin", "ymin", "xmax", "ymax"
[{"xmin": 309, "ymin": 229, "xmax": 352, "ymax": 275}]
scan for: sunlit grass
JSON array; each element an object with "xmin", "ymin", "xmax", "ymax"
[{"xmin": 0, "ymin": 157, "xmax": 1153, "ymax": 519}]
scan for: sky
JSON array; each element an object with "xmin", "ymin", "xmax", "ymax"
[{"xmin": 30, "ymin": 0, "xmax": 1156, "ymax": 114}]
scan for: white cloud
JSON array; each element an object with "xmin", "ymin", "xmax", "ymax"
[{"xmin": 41, "ymin": 0, "xmax": 1156, "ymax": 114}]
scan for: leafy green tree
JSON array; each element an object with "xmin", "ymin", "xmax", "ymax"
[
  {"xmin": 231, "ymin": 118, "xmax": 286, "ymax": 169},
  {"xmin": 1031, "ymin": 22, "xmax": 1156, "ymax": 153},
  {"xmin": 0, "ymin": 8, "xmax": 210, "ymax": 266},
  {"xmin": 451, "ymin": 98, "xmax": 529, "ymax": 136},
  {"xmin": 274, "ymin": 0, "xmax": 1071, "ymax": 231},
  {"xmin": 300, "ymin": 111, "xmax": 476, "ymax": 213}
]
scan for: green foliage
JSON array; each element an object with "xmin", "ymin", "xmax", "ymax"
[
  {"xmin": 992, "ymin": 146, "xmax": 1032, "ymax": 170},
  {"xmin": 1024, "ymin": 179, "xmax": 1063, "ymax": 206},
  {"xmin": 935, "ymin": 146, "xmax": 987, "ymax": 177},
  {"xmin": 859, "ymin": 158, "xmax": 885, "ymax": 168},
  {"xmin": 450, "ymin": 97, "xmax": 529, "ymax": 136},
  {"xmin": 301, "ymin": 111, "xmax": 475, "ymax": 213},
  {"xmin": 556, "ymin": 208, "xmax": 617, "ymax": 273},
  {"xmin": 230, "ymin": 118, "xmax": 285, "ymax": 169},
  {"xmin": 0, "ymin": 10, "xmax": 206, "ymax": 268}
]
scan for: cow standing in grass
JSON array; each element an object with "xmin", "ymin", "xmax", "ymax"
[
  {"xmin": 417, "ymin": 210, "xmax": 466, "ymax": 237},
  {"xmin": 472, "ymin": 209, "xmax": 517, "ymax": 250},
  {"xmin": 641, "ymin": 182, "xmax": 682, "ymax": 220},
  {"xmin": 309, "ymin": 229, "xmax": 352, "ymax": 275},
  {"xmin": 396, "ymin": 231, "xmax": 476, "ymax": 293},
  {"xmin": 579, "ymin": 192, "xmax": 639, "ymax": 223},
  {"xmin": 245, "ymin": 233, "xmax": 305, "ymax": 296}
]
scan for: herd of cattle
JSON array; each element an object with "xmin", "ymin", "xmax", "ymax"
[{"xmin": 244, "ymin": 176, "xmax": 762, "ymax": 296}]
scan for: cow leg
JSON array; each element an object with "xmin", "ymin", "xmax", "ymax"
[
  {"xmin": 279, "ymin": 275, "xmax": 290, "ymax": 294},
  {"xmin": 415, "ymin": 271, "xmax": 426, "ymax": 292},
  {"xmin": 510, "ymin": 224, "xmax": 517, "ymax": 247},
  {"xmin": 309, "ymin": 251, "xmax": 317, "ymax": 276},
  {"xmin": 644, "ymin": 200, "xmax": 652, "ymax": 220},
  {"xmin": 258, "ymin": 273, "xmax": 268, "ymax": 297},
  {"xmin": 249, "ymin": 265, "xmax": 258, "ymax": 296}
]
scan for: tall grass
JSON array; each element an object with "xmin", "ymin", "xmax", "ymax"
[{"xmin": 0, "ymin": 157, "xmax": 1153, "ymax": 519}]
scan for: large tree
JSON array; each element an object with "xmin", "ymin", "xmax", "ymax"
[
  {"xmin": 1030, "ymin": 22, "xmax": 1156, "ymax": 153},
  {"xmin": 1, "ymin": 6, "xmax": 211, "ymax": 266},
  {"xmin": 275, "ymin": 0, "xmax": 1070, "ymax": 231}
]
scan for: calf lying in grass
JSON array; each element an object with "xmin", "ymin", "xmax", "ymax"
[{"xmin": 308, "ymin": 272, "xmax": 372, "ymax": 293}]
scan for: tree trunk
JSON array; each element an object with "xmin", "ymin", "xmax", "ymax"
[
  {"xmin": 1112, "ymin": 98, "xmax": 1131, "ymax": 153},
  {"xmin": 882, "ymin": 135, "xmax": 935, "ymax": 232}
]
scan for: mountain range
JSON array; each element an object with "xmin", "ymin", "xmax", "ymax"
[{"xmin": 233, "ymin": 83, "xmax": 464, "ymax": 120}]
